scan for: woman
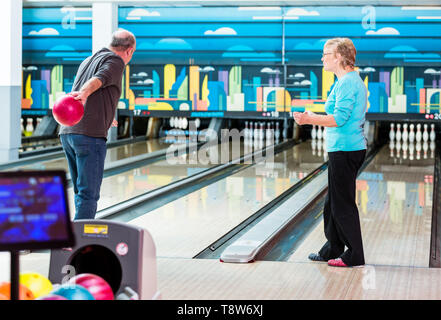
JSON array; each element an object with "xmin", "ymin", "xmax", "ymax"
[{"xmin": 293, "ymin": 38, "xmax": 367, "ymax": 267}]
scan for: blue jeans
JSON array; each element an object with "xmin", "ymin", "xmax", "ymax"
[{"xmin": 60, "ymin": 134, "xmax": 107, "ymax": 220}]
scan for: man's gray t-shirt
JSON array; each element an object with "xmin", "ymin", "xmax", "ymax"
[{"xmin": 59, "ymin": 48, "xmax": 125, "ymax": 139}]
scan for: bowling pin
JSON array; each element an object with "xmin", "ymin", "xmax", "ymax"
[
  {"xmin": 423, "ymin": 141, "xmax": 428, "ymax": 159},
  {"xmin": 409, "ymin": 142, "xmax": 414, "ymax": 161},
  {"xmin": 416, "ymin": 123, "xmax": 422, "ymax": 143},
  {"xmin": 395, "ymin": 140, "xmax": 401, "ymax": 158},
  {"xmin": 389, "ymin": 140, "xmax": 395, "ymax": 158},
  {"xmin": 416, "ymin": 141, "xmax": 421, "ymax": 160},
  {"xmin": 274, "ymin": 122, "xmax": 280, "ymax": 141},
  {"xmin": 423, "ymin": 124, "xmax": 429, "ymax": 142},
  {"xmin": 395, "ymin": 123, "xmax": 401, "ymax": 142},
  {"xmin": 389, "ymin": 123, "xmax": 395, "ymax": 141},
  {"xmin": 311, "ymin": 139, "xmax": 317, "ymax": 156},
  {"xmin": 323, "ymin": 127, "xmax": 327, "ymax": 141},
  {"xmin": 430, "ymin": 141, "xmax": 435, "ymax": 158},
  {"xmin": 402, "ymin": 140, "xmax": 408, "ymax": 160},
  {"xmin": 430, "ymin": 124, "xmax": 436, "ymax": 142},
  {"xmin": 170, "ymin": 117, "xmax": 174, "ymax": 128},
  {"xmin": 272, "ymin": 122, "xmax": 275, "ymax": 139},
  {"xmin": 195, "ymin": 118, "xmax": 201, "ymax": 129},
  {"xmin": 402, "ymin": 123, "xmax": 408, "ymax": 143},
  {"xmin": 266, "ymin": 123, "xmax": 272, "ymax": 141},
  {"xmin": 254, "ymin": 122, "xmax": 258, "ymax": 140},
  {"xmin": 317, "ymin": 139, "xmax": 322, "ymax": 157},
  {"xmin": 244, "ymin": 121, "xmax": 248, "ymax": 139},
  {"xmin": 317, "ymin": 125, "xmax": 323, "ymax": 140},
  {"xmin": 21, "ymin": 118, "xmax": 25, "ymax": 136},
  {"xmin": 408, "ymin": 124, "xmax": 415, "ymax": 143},
  {"xmin": 259, "ymin": 122, "xmax": 264, "ymax": 140},
  {"xmin": 249, "ymin": 122, "xmax": 253, "ymax": 140},
  {"xmin": 25, "ymin": 118, "xmax": 34, "ymax": 137},
  {"xmin": 243, "ymin": 129, "xmax": 250, "ymax": 146},
  {"xmin": 311, "ymin": 125, "xmax": 317, "ymax": 140}
]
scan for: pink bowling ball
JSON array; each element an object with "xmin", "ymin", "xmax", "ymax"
[
  {"xmin": 52, "ymin": 94, "xmax": 84, "ymax": 127},
  {"xmin": 68, "ymin": 273, "xmax": 114, "ymax": 300}
]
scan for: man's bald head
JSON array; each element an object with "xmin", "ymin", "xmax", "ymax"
[
  {"xmin": 109, "ymin": 28, "xmax": 136, "ymax": 65},
  {"xmin": 109, "ymin": 28, "xmax": 136, "ymax": 52}
]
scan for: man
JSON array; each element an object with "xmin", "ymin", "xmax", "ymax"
[{"xmin": 59, "ymin": 28, "xmax": 136, "ymax": 220}]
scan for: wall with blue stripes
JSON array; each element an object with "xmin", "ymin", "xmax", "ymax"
[{"xmin": 22, "ymin": 6, "xmax": 441, "ymax": 116}]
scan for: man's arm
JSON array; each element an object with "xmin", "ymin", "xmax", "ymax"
[{"xmin": 70, "ymin": 77, "xmax": 103, "ymax": 105}]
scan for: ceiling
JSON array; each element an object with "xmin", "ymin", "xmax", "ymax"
[{"xmin": 22, "ymin": 0, "xmax": 441, "ymax": 7}]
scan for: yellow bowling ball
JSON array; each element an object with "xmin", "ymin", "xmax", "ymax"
[{"xmin": 19, "ymin": 272, "xmax": 53, "ymax": 299}]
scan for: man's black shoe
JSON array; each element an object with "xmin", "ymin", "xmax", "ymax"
[{"xmin": 308, "ymin": 253, "xmax": 327, "ymax": 262}]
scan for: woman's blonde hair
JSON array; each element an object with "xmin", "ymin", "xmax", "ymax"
[{"xmin": 324, "ymin": 38, "xmax": 356, "ymax": 69}]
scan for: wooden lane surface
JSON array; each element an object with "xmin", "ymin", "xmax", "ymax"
[
  {"xmin": 127, "ymin": 141, "xmax": 325, "ymax": 259},
  {"xmin": 2, "ymin": 252, "xmax": 441, "ymax": 299},
  {"xmin": 155, "ymin": 258, "xmax": 441, "ymax": 300}
]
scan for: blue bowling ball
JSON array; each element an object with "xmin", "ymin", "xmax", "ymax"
[{"xmin": 51, "ymin": 284, "xmax": 95, "ymax": 300}]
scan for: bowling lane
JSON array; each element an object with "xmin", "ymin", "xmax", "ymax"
[
  {"xmin": 10, "ymin": 138, "xmax": 170, "ymax": 172},
  {"xmin": 287, "ymin": 143, "xmax": 435, "ymax": 268},
  {"xmin": 126, "ymin": 140, "xmax": 328, "ymax": 258},
  {"xmin": 67, "ymin": 139, "xmax": 255, "ymax": 216},
  {"xmin": 20, "ymin": 137, "xmax": 60, "ymax": 152}
]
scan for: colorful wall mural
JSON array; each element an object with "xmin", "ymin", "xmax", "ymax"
[{"xmin": 22, "ymin": 6, "xmax": 441, "ymax": 116}]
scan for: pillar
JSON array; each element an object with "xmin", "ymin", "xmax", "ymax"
[{"xmin": 0, "ymin": 0, "xmax": 22, "ymax": 163}]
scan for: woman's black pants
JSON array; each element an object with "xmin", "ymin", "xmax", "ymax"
[{"xmin": 318, "ymin": 149, "xmax": 366, "ymax": 266}]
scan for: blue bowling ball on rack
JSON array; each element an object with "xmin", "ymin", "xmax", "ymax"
[{"xmin": 51, "ymin": 283, "xmax": 95, "ymax": 300}]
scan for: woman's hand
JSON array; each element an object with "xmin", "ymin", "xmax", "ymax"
[{"xmin": 293, "ymin": 110, "xmax": 315, "ymax": 125}]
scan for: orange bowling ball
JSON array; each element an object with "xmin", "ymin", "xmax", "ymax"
[
  {"xmin": 52, "ymin": 94, "xmax": 84, "ymax": 127},
  {"xmin": 0, "ymin": 282, "xmax": 35, "ymax": 300}
]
